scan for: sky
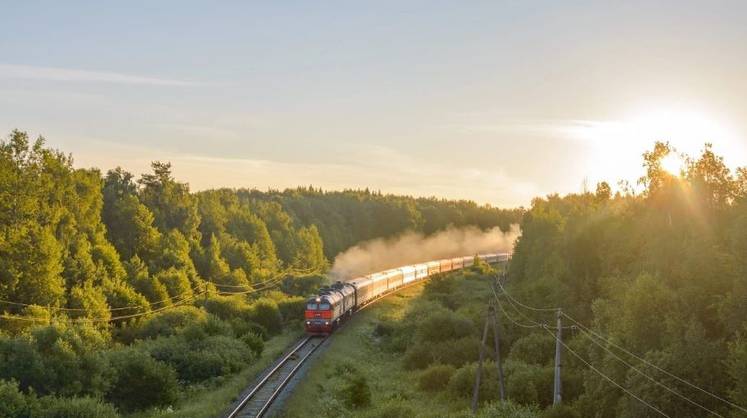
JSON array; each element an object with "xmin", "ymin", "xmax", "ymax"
[{"xmin": 1, "ymin": 1, "xmax": 746, "ymax": 207}]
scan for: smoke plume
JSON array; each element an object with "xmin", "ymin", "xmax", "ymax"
[{"xmin": 330, "ymin": 224, "xmax": 520, "ymax": 279}]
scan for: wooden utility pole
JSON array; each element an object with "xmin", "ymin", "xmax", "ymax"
[
  {"xmin": 472, "ymin": 306, "xmax": 491, "ymax": 413},
  {"xmin": 553, "ymin": 309, "xmax": 563, "ymax": 405},
  {"xmin": 490, "ymin": 304, "xmax": 506, "ymax": 401}
]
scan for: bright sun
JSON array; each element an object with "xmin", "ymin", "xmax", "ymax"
[
  {"xmin": 575, "ymin": 107, "xmax": 743, "ymax": 186},
  {"xmin": 660, "ymin": 153, "xmax": 684, "ymax": 175}
]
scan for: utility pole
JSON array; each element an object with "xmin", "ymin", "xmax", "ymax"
[
  {"xmin": 553, "ymin": 309, "xmax": 563, "ymax": 405},
  {"xmin": 490, "ymin": 304, "xmax": 506, "ymax": 401},
  {"xmin": 472, "ymin": 306, "xmax": 491, "ymax": 413}
]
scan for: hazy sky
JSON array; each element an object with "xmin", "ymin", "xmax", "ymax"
[{"xmin": 2, "ymin": 1, "xmax": 746, "ymax": 207}]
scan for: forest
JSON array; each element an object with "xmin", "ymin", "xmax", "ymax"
[
  {"xmin": 281, "ymin": 142, "xmax": 747, "ymax": 418},
  {"xmin": 502, "ymin": 142, "xmax": 747, "ymax": 417},
  {"xmin": 0, "ymin": 130, "xmax": 520, "ymax": 417}
]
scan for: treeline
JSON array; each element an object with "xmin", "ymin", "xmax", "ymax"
[
  {"xmin": 503, "ymin": 142, "xmax": 747, "ymax": 417},
  {"xmin": 239, "ymin": 187, "xmax": 522, "ymax": 259},
  {"xmin": 0, "ymin": 130, "xmax": 519, "ymax": 416}
]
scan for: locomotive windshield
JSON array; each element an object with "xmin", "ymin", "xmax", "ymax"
[
  {"xmin": 319, "ymin": 303, "xmax": 331, "ymax": 310},
  {"xmin": 306, "ymin": 303, "xmax": 318, "ymax": 310}
]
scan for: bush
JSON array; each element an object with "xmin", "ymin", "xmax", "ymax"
[
  {"xmin": 249, "ymin": 298, "xmax": 283, "ymax": 335},
  {"xmin": 447, "ymin": 361, "xmax": 500, "ymax": 402},
  {"xmin": 106, "ymin": 348, "xmax": 178, "ymax": 412},
  {"xmin": 0, "ymin": 379, "xmax": 39, "ymax": 418},
  {"xmin": 508, "ymin": 333, "xmax": 556, "ymax": 366},
  {"xmin": 339, "ymin": 374, "xmax": 371, "ymax": 408},
  {"xmin": 145, "ymin": 334, "xmax": 254, "ymax": 383},
  {"xmin": 416, "ymin": 310, "xmax": 475, "ymax": 342},
  {"xmin": 541, "ymin": 404, "xmax": 580, "ymax": 418},
  {"xmin": 448, "ymin": 400, "xmax": 540, "ymax": 418},
  {"xmin": 38, "ymin": 396, "xmax": 119, "ymax": 418},
  {"xmin": 403, "ymin": 343, "xmax": 434, "ymax": 370},
  {"xmin": 0, "ymin": 323, "xmax": 111, "ymax": 397},
  {"xmin": 134, "ymin": 306, "xmax": 207, "ymax": 340},
  {"xmin": 240, "ymin": 332, "xmax": 265, "ymax": 357},
  {"xmin": 198, "ymin": 295, "xmax": 252, "ymax": 322},
  {"xmin": 229, "ymin": 319, "xmax": 268, "ymax": 341},
  {"xmin": 505, "ymin": 360, "xmax": 554, "ymax": 407},
  {"xmin": 277, "ymin": 296, "xmax": 306, "ymax": 321},
  {"xmin": 362, "ymin": 400, "xmax": 414, "ymax": 418},
  {"xmin": 437, "ymin": 337, "xmax": 483, "ymax": 367},
  {"xmin": 418, "ymin": 364, "xmax": 457, "ymax": 392}
]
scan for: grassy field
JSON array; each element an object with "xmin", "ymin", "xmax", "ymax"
[
  {"xmin": 130, "ymin": 330, "xmax": 302, "ymax": 418},
  {"xmin": 280, "ymin": 281, "xmax": 475, "ymax": 418}
]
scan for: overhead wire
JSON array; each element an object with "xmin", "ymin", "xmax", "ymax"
[
  {"xmin": 541, "ymin": 325, "xmax": 671, "ymax": 418},
  {"xmin": 574, "ymin": 326, "xmax": 724, "ymax": 417},
  {"xmin": 0, "ymin": 266, "xmax": 321, "ymax": 323},
  {"xmin": 562, "ymin": 312, "xmax": 747, "ymax": 415},
  {"xmin": 493, "ymin": 272, "xmax": 739, "ymax": 416}
]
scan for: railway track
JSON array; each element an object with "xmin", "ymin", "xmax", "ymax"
[{"xmin": 226, "ymin": 335, "xmax": 326, "ymax": 418}]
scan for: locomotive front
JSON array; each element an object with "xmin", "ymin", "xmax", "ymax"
[{"xmin": 304, "ymin": 296, "xmax": 335, "ymax": 334}]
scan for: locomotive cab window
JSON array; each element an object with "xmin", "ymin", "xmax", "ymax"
[
  {"xmin": 306, "ymin": 303, "xmax": 318, "ymax": 310},
  {"xmin": 319, "ymin": 303, "xmax": 331, "ymax": 310}
]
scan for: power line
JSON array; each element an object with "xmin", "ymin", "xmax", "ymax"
[
  {"xmin": 542, "ymin": 326, "xmax": 671, "ymax": 418},
  {"xmin": 493, "ymin": 274, "xmax": 739, "ymax": 416},
  {"xmin": 490, "ymin": 278, "xmax": 574, "ymax": 330},
  {"xmin": 493, "ymin": 273, "xmax": 558, "ymax": 312},
  {"xmin": 562, "ymin": 312, "xmax": 747, "ymax": 415},
  {"xmin": 575, "ymin": 327, "xmax": 724, "ymax": 417},
  {"xmin": 490, "ymin": 285, "xmax": 544, "ymax": 329},
  {"xmin": 0, "ymin": 266, "xmax": 317, "ymax": 313}
]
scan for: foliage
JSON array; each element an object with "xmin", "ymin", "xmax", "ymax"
[
  {"xmin": 505, "ymin": 141, "xmax": 747, "ymax": 417},
  {"xmin": 418, "ymin": 363, "xmax": 457, "ymax": 392},
  {"xmin": 106, "ymin": 348, "xmax": 178, "ymax": 412}
]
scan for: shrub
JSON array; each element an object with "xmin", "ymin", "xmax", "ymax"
[
  {"xmin": 0, "ymin": 379, "xmax": 39, "ymax": 418},
  {"xmin": 418, "ymin": 364, "xmax": 457, "ymax": 392},
  {"xmin": 145, "ymin": 334, "xmax": 254, "ymax": 383},
  {"xmin": 106, "ymin": 348, "xmax": 178, "ymax": 412},
  {"xmin": 403, "ymin": 343, "xmax": 434, "ymax": 370},
  {"xmin": 198, "ymin": 295, "xmax": 252, "ymax": 322},
  {"xmin": 504, "ymin": 360, "xmax": 554, "ymax": 407},
  {"xmin": 38, "ymin": 396, "xmax": 119, "ymax": 418},
  {"xmin": 416, "ymin": 310, "xmax": 475, "ymax": 342},
  {"xmin": 541, "ymin": 404, "xmax": 581, "ymax": 418},
  {"xmin": 277, "ymin": 296, "xmax": 306, "ymax": 321},
  {"xmin": 447, "ymin": 361, "xmax": 500, "ymax": 402},
  {"xmin": 339, "ymin": 374, "xmax": 371, "ymax": 408},
  {"xmin": 240, "ymin": 332, "xmax": 265, "ymax": 357},
  {"xmin": 362, "ymin": 400, "xmax": 414, "ymax": 418},
  {"xmin": 508, "ymin": 333, "xmax": 556, "ymax": 366},
  {"xmin": 449, "ymin": 400, "xmax": 540, "ymax": 418},
  {"xmin": 181, "ymin": 314, "xmax": 233, "ymax": 342},
  {"xmin": 134, "ymin": 305, "xmax": 207, "ymax": 340},
  {"xmin": 249, "ymin": 298, "xmax": 283, "ymax": 335},
  {"xmin": 229, "ymin": 319, "xmax": 268, "ymax": 341},
  {"xmin": 437, "ymin": 337, "xmax": 483, "ymax": 367},
  {"xmin": 0, "ymin": 323, "xmax": 111, "ymax": 397}
]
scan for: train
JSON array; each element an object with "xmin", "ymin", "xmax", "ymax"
[{"xmin": 304, "ymin": 253, "xmax": 510, "ymax": 334}]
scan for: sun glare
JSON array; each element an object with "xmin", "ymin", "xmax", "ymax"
[
  {"xmin": 660, "ymin": 153, "xmax": 684, "ymax": 175},
  {"xmin": 574, "ymin": 107, "xmax": 743, "ymax": 186}
]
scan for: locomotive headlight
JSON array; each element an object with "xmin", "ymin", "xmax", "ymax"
[
  {"xmin": 306, "ymin": 321, "xmax": 310, "ymax": 325},
  {"xmin": 324, "ymin": 321, "xmax": 329, "ymax": 325}
]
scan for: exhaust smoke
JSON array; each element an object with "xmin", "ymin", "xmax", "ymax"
[{"xmin": 330, "ymin": 224, "xmax": 520, "ymax": 279}]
